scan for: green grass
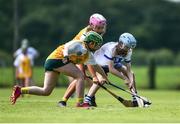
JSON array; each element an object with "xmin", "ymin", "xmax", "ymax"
[{"xmin": 0, "ymin": 88, "xmax": 180, "ymax": 123}]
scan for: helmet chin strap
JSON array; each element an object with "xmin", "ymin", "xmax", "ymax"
[
  {"xmin": 85, "ymin": 43, "xmax": 95, "ymax": 52},
  {"xmin": 92, "ymin": 25, "xmax": 106, "ymax": 35},
  {"xmin": 88, "ymin": 46, "xmax": 96, "ymax": 52}
]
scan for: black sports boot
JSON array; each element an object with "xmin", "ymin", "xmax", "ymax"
[
  {"xmin": 91, "ymin": 96, "xmax": 97, "ymax": 107},
  {"xmin": 58, "ymin": 101, "xmax": 67, "ymax": 107}
]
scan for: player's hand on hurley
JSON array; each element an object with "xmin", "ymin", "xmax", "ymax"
[
  {"xmin": 99, "ymin": 79, "xmax": 108, "ymax": 85},
  {"xmin": 124, "ymin": 78, "xmax": 133, "ymax": 89},
  {"xmin": 124, "ymin": 78, "xmax": 130, "ymax": 85},
  {"xmin": 128, "ymin": 82, "xmax": 134, "ymax": 89},
  {"xmin": 92, "ymin": 76, "xmax": 99, "ymax": 84}
]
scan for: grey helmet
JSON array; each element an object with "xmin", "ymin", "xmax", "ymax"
[
  {"xmin": 119, "ymin": 33, "xmax": 137, "ymax": 48},
  {"xmin": 68, "ymin": 42, "xmax": 87, "ymax": 56}
]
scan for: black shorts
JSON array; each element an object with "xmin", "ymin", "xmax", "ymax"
[
  {"xmin": 102, "ymin": 63, "xmax": 123, "ymax": 74},
  {"xmin": 44, "ymin": 59, "xmax": 67, "ymax": 72},
  {"xmin": 101, "ymin": 66, "xmax": 109, "ymax": 75}
]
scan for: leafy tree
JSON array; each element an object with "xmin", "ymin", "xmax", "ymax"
[{"xmin": 0, "ymin": 0, "xmax": 180, "ymax": 65}]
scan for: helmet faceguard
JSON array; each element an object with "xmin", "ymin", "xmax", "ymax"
[
  {"xmin": 84, "ymin": 31, "xmax": 103, "ymax": 51},
  {"xmin": 116, "ymin": 43, "xmax": 130, "ymax": 57}
]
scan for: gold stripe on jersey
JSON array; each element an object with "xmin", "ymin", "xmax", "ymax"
[{"xmin": 47, "ymin": 45, "xmax": 65, "ymax": 60}]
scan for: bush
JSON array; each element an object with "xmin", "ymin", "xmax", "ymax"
[
  {"xmin": 0, "ymin": 50, "xmax": 13, "ymax": 66},
  {"xmin": 132, "ymin": 49, "xmax": 175, "ymax": 66},
  {"xmin": 151, "ymin": 49, "xmax": 174, "ymax": 65},
  {"xmin": 174, "ymin": 52, "xmax": 180, "ymax": 66},
  {"xmin": 132, "ymin": 49, "xmax": 149, "ymax": 65}
]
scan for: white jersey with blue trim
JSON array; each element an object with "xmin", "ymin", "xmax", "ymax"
[{"xmin": 94, "ymin": 42, "xmax": 132, "ymax": 66}]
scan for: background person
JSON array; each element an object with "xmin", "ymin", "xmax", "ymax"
[
  {"xmin": 14, "ymin": 47, "xmax": 33, "ymax": 88},
  {"xmin": 14, "ymin": 38, "xmax": 39, "ymax": 66}
]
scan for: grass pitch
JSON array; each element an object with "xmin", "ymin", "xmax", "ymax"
[{"xmin": 0, "ymin": 88, "xmax": 180, "ymax": 123}]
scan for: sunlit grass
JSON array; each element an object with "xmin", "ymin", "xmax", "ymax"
[{"xmin": 0, "ymin": 88, "xmax": 180, "ymax": 123}]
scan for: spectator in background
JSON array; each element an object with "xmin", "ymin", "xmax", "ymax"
[
  {"xmin": 14, "ymin": 39, "xmax": 39, "ymax": 66},
  {"xmin": 13, "ymin": 38, "xmax": 39, "ymax": 86},
  {"xmin": 14, "ymin": 47, "xmax": 33, "ymax": 88}
]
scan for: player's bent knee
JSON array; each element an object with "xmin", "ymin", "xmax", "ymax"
[
  {"xmin": 42, "ymin": 88, "xmax": 53, "ymax": 96},
  {"xmin": 43, "ymin": 91, "xmax": 52, "ymax": 96}
]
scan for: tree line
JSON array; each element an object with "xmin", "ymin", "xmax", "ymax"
[{"xmin": 0, "ymin": 0, "xmax": 180, "ymax": 65}]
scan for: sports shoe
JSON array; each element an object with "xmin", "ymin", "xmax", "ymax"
[
  {"xmin": 91, "ymin": 96, "xmax": 97, "ymax": 107},
  {"xmin": 76, "ymin": 102, "xmax": 90, "ymax": 108},
  {"xmin": 85, "ymin": 95, "xmax": 97, "ymax": 107},
  {"xmin": 10, "ymin": 85, "xmax": 21, "ymax": 105},
  {"xmin": 58, "ymin": 101, "xmax": 67, "ymax": 107}
]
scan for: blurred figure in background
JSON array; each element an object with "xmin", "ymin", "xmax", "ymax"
[
  {"xmin": 14, "ymin": 47, "xmax": 33, "ymax": 88},
  {"xmin": 13, "ymin": 39, "xmax": 39, "ymax": 85},
  {"xmin": 14, "ymin": 39, "xmax": 39, "ymax": 66}
]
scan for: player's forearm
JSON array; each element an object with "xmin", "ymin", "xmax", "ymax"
[
  {"xmin": 126, "ymin": 63, "xmax": 134, "ymax": 83},
  {"xmin": 87, "ymin": 65, "xmax": 96, "ymax": 78},
  {"xmin": 127, "ymin": 71, "xmax": 134, "ymax": 83},
  {"xmin": 93, "ymin": 65, "xmax": 108, "ymax": 81}
]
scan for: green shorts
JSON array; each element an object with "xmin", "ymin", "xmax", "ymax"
[{"xmin": 44, "ymin": 59, "xmax": 67, "ymax": 72}]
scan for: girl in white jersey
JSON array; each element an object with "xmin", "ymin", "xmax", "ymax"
[{"xmin": 85, "ymin": 33, "xmax": 138, "ymax": 106}]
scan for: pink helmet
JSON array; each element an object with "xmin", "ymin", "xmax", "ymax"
[{"xmin": 89, "ymin": 13, "xmax": 107, "ymax": 27}]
